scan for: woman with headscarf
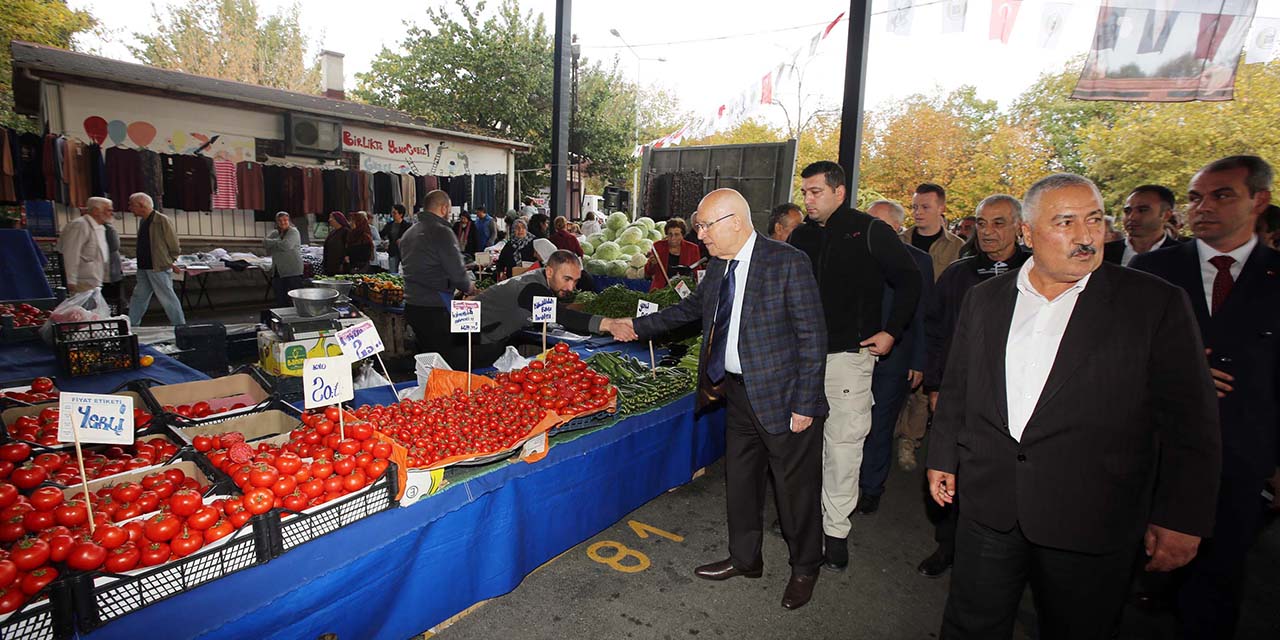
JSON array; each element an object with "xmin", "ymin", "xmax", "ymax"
[
  {"xmin": 495, "ymin": 218, "xmax": 537, "ymax": 279},
  {"xmin": 453, "ymin": 212, "xmax": 477, "ymax": 254},
  {"xmin": 323, "ymin": 211, "xmax": 349, "ymax": 276},
  {"xmin": 345, "ymin": 211, "xmax": 375, "ymax": 273}
]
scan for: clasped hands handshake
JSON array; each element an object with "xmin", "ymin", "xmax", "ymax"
[{"xmin": 599, "ymin": 317, "xmax": 638, "ymax": 342}]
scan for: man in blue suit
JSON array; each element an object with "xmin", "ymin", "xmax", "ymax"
[{"xmin": 609, "ymin": 188, "xmax": 830, "ymax": 610}]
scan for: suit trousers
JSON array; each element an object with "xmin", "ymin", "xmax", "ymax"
[
  {"xmin": 894, "ymin": 386, "xmax": 931, "ymax": 443},
  {"xmin": 1176, "ymin": 469, "xmax": 1268, "ymax": 639},
  {"xmin": 942, "ymin": 515, "xmax": 1132, "ymax": 640},
  {"xmin": 821, "ymin": 350, "xmax": 875, "ymax": 538},
  {"xmin": 723, "ymin": 374, "xmax": 824, "ymax": 577},
  {"xmin": 859, "ymin": 360, "xmax": 911, "ymax": 497}
]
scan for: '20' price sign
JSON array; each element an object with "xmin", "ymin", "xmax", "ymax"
[
  {"xmin": 336, "ymin": 320, "xmax": 385, "ymax": 360},
  {"xmin": 304, "ymin": 355, "xmax": 354, "ymax": 410}
]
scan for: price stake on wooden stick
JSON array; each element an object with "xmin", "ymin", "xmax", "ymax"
[
  {"xmin": 337, "ymin": 320, "xmax": 398, "ymax": 401},
  {"xmin": 304, "ymin": 355, "xmax": 355, "ymax": 439},
  {"xmin": 532, "ymin": 295, "xmax": 556, "ymax": 353},
  {"xmin": 58, "ymin": 392, "xmax": 136, "ymax": 534},
  {"xmin": 451, "ymin": 300, "xmax": 482, "ymax": 392},
  {"xmin": 637, "ymin": 300, "xmax": 659, "ymax": 377}
]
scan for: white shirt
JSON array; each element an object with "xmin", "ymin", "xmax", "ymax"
[
  {"xmin": 1005, "ymin": 258, "xmax": 1092, "ymax": 442},
  {"xmin": 722, "ymin": 232, "xmax": 757, "ymax": 375},
  {"xmin": 1196, "ymin": 235, "xmax": 1256, "ymax": 315},
  {"xmin": 1120, "ymin": 234, "xmax": 1169, "ymax": 267},
  {"xmin": 581, "ymin": 219, "xmax": 602, "ymax": 237}
]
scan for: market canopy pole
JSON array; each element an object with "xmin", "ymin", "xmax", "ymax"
[
  {"xmin": 837, "ymin": 0, "xmax": 872, "ymax": 198},
  {"xmin": 549, "ymin": 0, "xmax": 573, "ymax": 218}
]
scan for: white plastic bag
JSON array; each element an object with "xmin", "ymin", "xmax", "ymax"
[
  {"xmin": 492, "ymin": 346, "xmax": 532, "ymax": 372},
  {"xmin": 39, "ymin": 289, "xmax": 112, "ymax": 344},
  {"xmin": 353, "ymin": 362, "xmax": 390, "ymax": 390}
]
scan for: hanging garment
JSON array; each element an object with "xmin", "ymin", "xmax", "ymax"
[
  {"xmin": 139, "ymin": 150, "xmax": 163, "ymax": 204},
  {"xmin": 105, "ymin": 147, "xmax": 145, "ymax": 205},
  {"xmin": 388, "ymin": 172, "xmax": 402, "ymax": 211},
  {"xmin": 236, "ymin": 161, "xmax": 265, "ymax": 210},
  {"xmin": 0, "ymin": 129, "xmax": 16, "ymax": 204},
  {"xmin": 400, "ymin": 172, "xmax": 416, "ymax": 212},
  {"xmin": 372, "ymin": 172, "xmax": 393, "ymax": 214},
  {"xmin": 65, "ymin": 139, "xmax": 92, "ymax": 207},
  {"xmin": 212, "ymin": 159, "xmax": 238, "ymax": 208},
  {"xmin": 161, "ymin": 154, "xmax": 181, "ymax": 209},
  {"xmin": 87, "ymin": 143, "xmax": 106, "ymax": 198},
  {"xmin": 16, "ymin": 133, "xmax": 44, "ymax": 202}
]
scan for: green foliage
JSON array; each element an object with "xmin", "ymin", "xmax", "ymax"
[
  {"xmin": 0, "ymin": 0, "xmax": 96, "ymax": 131},
  {"xmin": 1008, "ymin": 56, "xmax": 1131, "ymax": 175}
]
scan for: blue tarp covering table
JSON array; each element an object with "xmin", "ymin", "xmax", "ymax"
[
  {"xmin": 0, "ymin": 342, "xmax": 209, "ymax": 391},
  {"xmin": 0, "ymin": 229, "xmax": 52, "ymax": 300},
  {"xmin": 79, "ymin": 393, "xmax": 726, "ymax": 640}
]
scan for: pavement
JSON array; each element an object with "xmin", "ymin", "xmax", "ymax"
[{"xmin": 433, "ymin": 451, "xmax": 1280, "ymax": 640}]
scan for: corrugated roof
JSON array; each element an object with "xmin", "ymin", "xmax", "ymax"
[{"xmin": 10, "ymin": 41, "xmax": 531, "ymax": 150}]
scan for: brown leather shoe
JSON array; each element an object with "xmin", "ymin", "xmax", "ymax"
[
  {"xmin": 693, "ymin": 558, "xmax": 763, "ymax": 581},
  {"xmin": 781, "ymin": 573, "xmax": 818, "ymax": 610}
]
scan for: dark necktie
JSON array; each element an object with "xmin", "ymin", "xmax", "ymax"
[
  {"xmin": 706, "ymin": 260, "xmax": 738, "ymax": 384},
  {"xmin": 1209, "ymin": 255, "xmax": 1236, "ymax": 315}
]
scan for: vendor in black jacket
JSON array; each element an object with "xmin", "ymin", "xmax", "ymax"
[{"xmin": 916, "ymin": 193, "xmax": 1030, "ymax": 579}]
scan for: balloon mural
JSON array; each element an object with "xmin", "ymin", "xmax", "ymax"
[{"xmin": 81, "ymin": 116, "xmax": 252, "ymax": 161}]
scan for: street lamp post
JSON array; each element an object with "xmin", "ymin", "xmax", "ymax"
[{"xmin": 610, "ymin": 28, "xmax": 664, "ymax": 219}]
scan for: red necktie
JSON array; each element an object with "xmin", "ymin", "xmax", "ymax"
[{"xmin": 1209, "ymin": 255, "xmax": 1236, "ymax": 315}]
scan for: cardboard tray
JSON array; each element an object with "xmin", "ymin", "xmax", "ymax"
[
  {"xmin": 164, "ymin": 406, "xmax": 303, "ymax": 447},
  {"xmin": 138, "ymin": 371, "xmax": 274, "ymax": 424}
]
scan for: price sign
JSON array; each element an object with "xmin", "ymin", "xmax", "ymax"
[
  {"xmin": 450, "ymin": 300, "xmax": 481, "ymax": 333},
  {"xmin": 674, "ymin": 281, "xmax": 692, "ymax": 299},
  {"xmin": 304, "ymin": 355, "xmax": 354, "ymax": 409},
  {"xmin": 58, "ymin": 392, "xmax": 135, "ymax": 445},
  {"xmin": 336, "ymin": 320, "xmax": 385, "ymax": 360},
  {"xmin": 696, "ymin": 269, "xmax": 707, "ymax": 285},
  {"xmin": 531, "ymin": 296, "xmax": 557, "ymax": 324},
  {"xmin": 636, "ymin": 300, "xmax": 659, "ymax": 317}
]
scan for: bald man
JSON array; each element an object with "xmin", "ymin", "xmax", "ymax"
[{"xmin": 608, "ymin": 188, "xmax": 829, "ymax": 610}]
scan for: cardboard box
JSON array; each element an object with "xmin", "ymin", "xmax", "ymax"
[
  {"xmin": 168, "ymin": 408, "xmax": 302, "ymax": 446},
  {"xmin": 60, "ymin": 458, "xmax": 215, "ymax": 502},
  {"xmin": 258, "ymin": 330, "xmax": 345, "ymax": 377},
  {"xmin": 143, "ymin": 373, "xmax": 272, "ymax": 419}
]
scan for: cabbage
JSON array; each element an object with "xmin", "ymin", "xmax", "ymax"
[
  {"xmin": 585, "ymin": 259, "xmax": 608, "ymax": 275},
  {"xmin": 647, "ymin": 229, "xmax": 663, "ymax": 243},
  {"xmin": 606, "ymin": 212, "xmax": 630, "ymax": 231},
  {"xmin": 580, "ymin": 239, "xmax": 595, "ymax": 256},
  {"xmin": 635, "ymin": 239, "xmax": 653, "ymax": 255},
  {"xmin": 621, "ymin": 245, "xmax": 641, "ymax": 257},
  {"xmin": 607, "ymin": 260, "xmax": 629, "ymax": 277},
  {"xmin": 635, "ymin": 217, "xmax": 656, "ymax": 231},
  {"xmin": 593, "ymin": 241, "xmax": 622, "ymax": 261},
  {"xmin": 617, "ymin": 226, "xmax": 645, "ymax": 246},
  {"xmin": 625, "ymin": 267, "xmax": 646, "ymax": 279},
  {"xmin": 628, "ymin": 253, "xmax": 648, "ymax": 269},
  {"xmin": 587, "ymin": 232, "xmax": 606, "ymax": 246},
  {"xmin": 603, "ymin": 227, "xmax": 618, "ymax": 242}
]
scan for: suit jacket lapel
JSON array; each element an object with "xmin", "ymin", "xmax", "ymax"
[
  {"xmin": 738, "ymin": 236, "xmax": 765, "ymax": 335},
  {"xmin": 985, "ymin": 275, "xmax": 1017, "ymax": 427},
  {"xmin": 1175, "ymin": 241, "xmax": 1212, "ymax": 333},
  {"xmin": 1027, "ymin": 265, "xmax": 1116, "ymax": 424}
]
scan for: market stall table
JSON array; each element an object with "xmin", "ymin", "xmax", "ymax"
[
  {"xmin": 0, "ymin": 342, "xmax": 209, "ymax": 392},
  {"xmin": 121, "ymin": 265, "xmax": 274, "ymax": 312}
]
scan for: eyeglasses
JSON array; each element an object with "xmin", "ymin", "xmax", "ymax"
[{"xmin": 692, "ymin": 213, "xmax": 734, "ymax": 233}]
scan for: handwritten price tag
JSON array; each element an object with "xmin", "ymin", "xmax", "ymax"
[
  {"xmin": 636, "ymin": 300, "xmax": 659, "ymax": 317},
  {"xmin": 450, "ymin": 300, "xmax": 481, "ymax": 333},
  {"xmin": 674, "ymin": 281, "xmax": 692, "ymax": 299},
  {"xmin": 336, "ymin": 320, "xmax": 385, "ymax": 360},
  {"xmin": 304, "ymin": 355, "xmax": 354, "ymax": 409},
  {"xmin": 532, "ymin": 295, "xmax": 557, "ymax": 324},
  {"xmin": 58, "ymin": 392, "xmax": 135, "ymax": 445}
]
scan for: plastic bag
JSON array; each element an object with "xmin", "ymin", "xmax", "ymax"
[
  {"xmin": 39, "ymin": 289, "xmax": 112, "ymax": 344},
  {"xmin": 492, "ymin": 346, "xmax": 532, "ymax": 372},
  {"xmin": 354, "ymin": 362, "xmax": 391, "ymax": 390}
]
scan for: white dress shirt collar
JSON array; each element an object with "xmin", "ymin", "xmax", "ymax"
[
  {"xmin": 1195, "ymin": 234, "xmax": 1256, "ymax": 314},
  {"xmin": 1121, "ymin": 234, "xmax": 1168, "ymax": 267}
]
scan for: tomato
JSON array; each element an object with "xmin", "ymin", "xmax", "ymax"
[
  {"xmin": 0, "ymin": 516, "xmax": 25, "ymax": 543},
  {"xmin": 191, "ymin": 401, "xmax": 212, "ymax": 418},
  {"xmin": 30, "ymin": 377, "xmax": 53, "ymax": 394},
  {"xmin": 324, "ymin": 406, "xmax": 341, "ymax": 422},
  {"xmin": 167, "ymin": 489, "xmax": 202, "ymax": 517},
  {"xmin": 529, "ymin": 360, "xmax": 545, "ymax": 370},
  {"xmin": 0, "ymin": 442, "xmax": 30, "ymax": 464},
  {"xmin": 109, "ymin": 482, "xmax": 142, "ymax": 504},
  {"xmin": 242, "ymin": 488, "xmax": 273, "ymax": 515},
  {"xmin": 299, "ymin": 479, "xmax": 324, "ymax": 499},
  {"xmin": 9, "ymin": 463, "xmax": 46, "ymax": 490},
  {"xmin": 342, "ymin": 471, "xmax": 366, "ymax": 492},
  {"xmin": 0, "ymin": 560, "xmax": 14, "ymax": 588},
  {"xmin": 0, "ymin": 587, "xmax": 25, "ymax": 615},
  {"xmin": 336, "ymin": 439, "xmax": 360, "ymax": 456},
  {"xmin": 67, "ymin": 540, "xmax": 107, "ymax": 571},
  {"xmin": 273, "ymin": 452, "xmax": 302, "ymax": 475},
  {"xmin": 323, "ymin": 476, "xmax": 343, "ymax": 494},
  {"xmin": 38, "ymin": 407, "xmax": 58, "ymax": 423},
  {"xmin": 170, "ymin": 526, "xmax": 203, "ymax": 558},
  {"xmin": 122, "ymin": 520, "xmax": 146, "ymax": 546},
  {"xmin": 311, "ymin": 458, "xmax": 333, "ymax": 479},
  {"xmin": 282, "ymin": 491, "xmax": 308, "ymax": 512},
  {"xmin": 0, "ymin": 484, "xmax": 15, "ymax": 509},
  {"xmin": 332, "ymin": 456, "xmax": 355, "ymax": 476},
  {"xmin": 143, "ymin": 513, "xmax": 181, "ymax": 543},
  {"xmin": 139, "ymin": 542, "xmax": 170, "ymax": 567},
  {"xmin": 371, "ymin": 442, "xmax": 393, "ymax": 460},
  {"xmin": 22, "ymin": 509, "xmax": 54, "ymax": 533},
  {"xmin": 53, "ymin": 500, "xmax": 88, "ymax": 528},
  {"xmin": 10, "ymin": 538, "xmax": 50, "ymax": 571},
  {"xmin": 20, "ymin": 567, "xmax": 57, "ymax": 596},
  {"xmin": 349, "ymin": 422, "xmax": 374, "ymax": 441},
  {"xmin": 92, "ymin": 524, "xmax": 128, "ymax": 550},
  {"xmin": 270, "ymin": 475, "xmax": 296, "ymax": 498},
  {"xmin": 228, "ymin": 509, "xmax": 252, "ymax": 528},
  {"xmin": 185, "ymin": 505, "xmax": 219, "ymax": 531},
  {"xmin": 366, "ymin": 459, "xmax": 390, "ymax": 480},
  {"xmin": 31, "ymin": 452, "xmax": 63, "ymax": 473},
  {"xmin": 247, "ymin": 464, "xmax": 279, "ymax": 489},
  {"xmin": 134, "ymin": 490, "xmax": 160, "ymax": 514},
  {"xmin": 104, "ymin": 543, "xmax": 140, "ymax": 573}
]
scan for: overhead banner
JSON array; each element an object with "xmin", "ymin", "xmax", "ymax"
[
  {"xmin": 1245, "ymin": 17, "xmax": 1280, "ymax": 62},
  {"xmin": 1072, "ymin": 0, "xmax": 1259, "ymax": 102}
]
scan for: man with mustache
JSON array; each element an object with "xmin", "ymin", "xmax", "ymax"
[
  {"xmin": 926, "ymin": 173, "xmax": 1220, "ymax": 638},
  {"xmin": 1104, "ymin": 184, "xmax": 1187, "ymax": 266}
]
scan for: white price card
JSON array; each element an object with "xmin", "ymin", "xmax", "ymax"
[
  {"xmin": 696, "ymin": 269, "xmax": 707, "ymax": 285},
  {"xmin": 336, "ymin": 320, "xmax": 385, "ymax": 360},
  {"xmin": 304, "ymin": 355, "xmax": 355, "ymax": 409},
  {"xmin": 674, "ymin": 280, "xmax": 692, "ymax": 299},
  {"xmin": 636, "ymin": 300, "xmax": 659, "ymax": 317},
  {"xmin": 531, "ymin": 296, "xmax": 557, "ymax": 324},
  {"xmin": 58, "ymin": 392, "xmax": 135, "ymax": 445},
  {"xmin": 450, "ymin": 300, "xmax": 481, "ymax": 333}
]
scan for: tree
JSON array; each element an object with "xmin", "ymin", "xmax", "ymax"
[
  {"xmin": 130, "ymin": 0, "xmax": 320, "ymax": 94},
  {"xmin": 0, "ymin": 0, "xmax": 96, "ymax": 130},
  {"xmin": 1009, "ymin": 57, "xmax": 1131, "ymax": 175}
]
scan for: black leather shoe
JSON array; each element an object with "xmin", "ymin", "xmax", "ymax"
[
  {"xmin": 782, "ymin": 573, "xmax": 818, "ymax": 610},
  {"xmin": 694, "ymin": 558, "xmax": 763, "ymax": 581},
  {"xmin": 855, "ymin": 494, "xmax": 881, "ymax": 514},
  {"xmin": 916, "ymin": 546, "xmax": 952, "ymax": 578},
  {"xmin": 823, "ymin": 535, "xmax": 848, "ymax": 572}
]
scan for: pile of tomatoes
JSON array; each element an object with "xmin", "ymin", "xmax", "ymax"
[
  {"xmin": 0, "ymin": 377, "xmax": 57, "ymax": 404},
  {"xmin": 0, "ymin": 437, "xmax": 178, "ymax": 490},
  {"xmin": 5, "ymin": 405, "xmax": 154, "ymax": 448},
  {"xmin": 197, "ymin": 409, "xmax": 391, "ymax": 514},
  {"xmin": 162, "ymin": 401, "xmax": 249, "ymax": 421},
  {"xmin": 491, "ymin": 343, "xmax": 616, "ymax": 415},
  {"xmin": 0, "ymin": 303, "xmax": 50, "ymax": 330}
]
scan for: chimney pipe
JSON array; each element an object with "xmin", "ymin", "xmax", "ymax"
[{"xmin": 320, "ymin": 50, "xmax": 345, "ymax": 100}]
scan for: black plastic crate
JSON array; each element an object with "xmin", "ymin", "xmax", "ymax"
[
  {"xmin": 549, "ymin": 409, "xmax": 619, "ymax": 437},
  {"xmin": 55, "ymin": 334, "xmax": 139, "ymax": 377},
  {"xmin": 269, "ymin": 463, "xmax": 399, "ymax": 556},
  {"xmin": 69, "ymin": 513, "xmax": 273, "ymax": 633},
  {"xmin": 52, "ymin": 319, "xmax": 129, "ymax": 344},
  {"xmin": 0, "ymin": 573, "xmax": 75, "ymax": 640},
  {"xmin": 0, "ymin": 298, "xmax": 58, "ymax": 344}
]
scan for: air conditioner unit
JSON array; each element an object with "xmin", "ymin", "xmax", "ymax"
[{"xmin": 285, "ymin": 113, "xmax": 342, "ymax": 159}]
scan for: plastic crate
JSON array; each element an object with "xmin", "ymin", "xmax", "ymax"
[
  {"xmin": 0, "ymin": 298, "xmax": 58, "ymax": 344},
  {"xmin": 53, "ymin": 319, "xmax": 129, "ymax": 344},
  {"xmin": 549, "ymin": 409, "xmax": 619, "ymax": 436},
  {"xmin": 0, "ymin": 576, "xmax": 75, "ymax": 640},
  {"xmin": 55, "ymin": 334, "xmax": 139, "ymax": 377},
  {"xmin": 69, "ymin": 513, "xmax": 273, "ymax": 633},
  {"xmin": 367, "ymin": 286, "xmax": 403, "ymax": 307},
  {"xmin": 270, "ymin": 464, "xmax": 398, "ymax": 556}
]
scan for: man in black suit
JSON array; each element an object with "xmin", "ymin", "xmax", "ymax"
[
  {"xmin": 610, "ymin": 188, "xmax": 829, "ymax": 610},
  {"xmin": 1130, "ymin": 155, "xmax": 1278, "ymax": 638},
  {"xmin": 927, "ymin": 173, "xmax": 1221, "ymax": 638},
  {"xmin": 1103, "ymin": 184, "xmax": 1185, "ymax": 266}
]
